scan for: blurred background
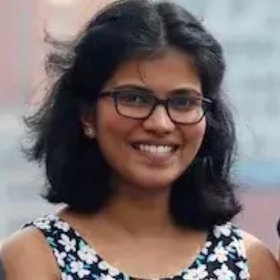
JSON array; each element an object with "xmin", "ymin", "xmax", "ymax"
[{"xmin": 0, "ymin": 0, "xmax": 279, "ymax": 255}]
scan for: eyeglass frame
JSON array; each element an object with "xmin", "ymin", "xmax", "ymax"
[{"xmin": 98, "ymin": 89, "xmax": 213, "ymax": 125}]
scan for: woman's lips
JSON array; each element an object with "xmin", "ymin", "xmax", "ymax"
[{"xmin": 130, "ymin": 143, "xmax": 179, "ymax": 164}]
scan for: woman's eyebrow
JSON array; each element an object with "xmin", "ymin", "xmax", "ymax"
[
  {"xmin": 168, "ymin": 88, "xmax": 203, "ymax": 97},
  {"xmin": 111, "ymin": 85, "xmax": 202, "ymax": 97},
  {"xmin": 111, "ymin": 84, "xmax": 153, "ymax": 93}
]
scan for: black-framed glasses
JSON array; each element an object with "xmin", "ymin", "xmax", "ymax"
[{"xmin": 98, "ymin": 89, "xmax": 213, "ymax": 125}]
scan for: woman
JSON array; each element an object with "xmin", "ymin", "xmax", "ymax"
[{"xmin": 1, "ymin": 0, "xmax": 279, "ymax": 279}]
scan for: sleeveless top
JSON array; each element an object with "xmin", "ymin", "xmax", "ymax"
[{"xmin": 24, "ymin": 214, "xmax": 250, "ymax": 280}]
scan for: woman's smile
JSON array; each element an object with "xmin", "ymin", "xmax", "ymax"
[{"xmin": 129, "ymin": 141, "xmax": 180, "ymax": 165}]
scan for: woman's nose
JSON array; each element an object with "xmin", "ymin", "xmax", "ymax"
[{"xmin": 142, "ymin": 105, "xmax": 176, "ymax": 135}]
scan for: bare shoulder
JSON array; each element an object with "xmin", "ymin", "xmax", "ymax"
[
  {"xmin": 0, "ymin": 226, "xmax": 59, "ymax": 280},
  {"xmin": 242, "ymin": 231, "xmax": 280, "ymax": 280}
]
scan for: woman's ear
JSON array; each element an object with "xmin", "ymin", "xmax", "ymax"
[{"xmin": 80, "ymin": 105, "xmax": 96, "ymax": 139}]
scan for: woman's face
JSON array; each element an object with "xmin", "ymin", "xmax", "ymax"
[{"xmin": 88, "ymin": 49, "xmax": 206, "ymax": 191}]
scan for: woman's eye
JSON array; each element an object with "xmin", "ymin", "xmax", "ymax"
[
  {"xmin": 171, "ymin": 97, "xmax": 190, "ymax": 106},
  {"xmin": 118, "ymin": 92, "xmax": 151, "ymax": 106},
  {"xmin": 170, "ymin": 97, "xmax": 200, "ymax": 109}
]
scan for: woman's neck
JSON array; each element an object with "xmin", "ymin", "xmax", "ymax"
[{"xmin": 101, "ymin": 185, "xmax": 175, "ymax": 237}]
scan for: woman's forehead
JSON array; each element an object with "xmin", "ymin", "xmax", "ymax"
[{"xmin": 103, "ymin": 49, "xmax": 201, "ymax": 94}]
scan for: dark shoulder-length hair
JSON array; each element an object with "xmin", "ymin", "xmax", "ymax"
[{"xmin": 24, "ymin": 0, "xmax": 241, "ymax": 230}]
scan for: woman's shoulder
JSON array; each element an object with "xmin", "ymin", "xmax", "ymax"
[
  {"xmin": 241, "ymin": 230, "xmax": 280, "ymax": 280},
  {"xmin": 0, "ymin": 219, "xmax": 60, "ymax": 280}
]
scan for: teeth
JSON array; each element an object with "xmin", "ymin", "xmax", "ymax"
[{"xmin": 137, "ymin": 144, "xmax": 173, "ymax": 153}]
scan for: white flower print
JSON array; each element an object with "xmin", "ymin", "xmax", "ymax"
[
  {"xmin": 213, "ymin": 223, "xmax": 231, "ymax": 239},
  {"xmin": 27, "ymin": 215, "xmax": 250, "ymax": 280},
  {"xmin": 55, "ymin": 221, "xmax": 70, "ymax": 232},
  {"xmin": 54, "ymin": 248, "xmax": 67, "ymax": 267},
  {"xmin": 100, "ymin": 274, "xmax": 116, "ymax": 280},
  {"xmin": 228, "ymin": 236, "xmax": 246, "ymax": 259},
  {"xmin": 61, "ymin": 272, "xmax": 74, "ymax": 280},
  {"xmin": 58, "ymin": 233, "xmax": 76, "ymax": 252},
  {"xmin": 201, "ymin": 241, "xmax": 212, "ymax": 255},
  {"xmin": 97, "ymin": 261, "xmax": 119, "ymax": 277},
  {"xmin": 107, "ymin": 265, "xmax": 119, "ymax": 277},
  {"xmin": 215, "ymin": 246, "xmax": 228, "ymax": 263},
  {"xmin": 183, "ymin": 265, "xmax": 208, "ymax": 280},
  {"xmin": 70, "ymin": 260, "xmax": 90, "ymax": 278},
  {"xmin": 236, "ymin": 261, "xmax": 250, "ymax": 279},
  {"xmin": 98, "ymin": 260, "xmax": 109, "ymax": 271},
  {"xmin": 208, "ymin": 242, "xmax": 228, "ymax": 263},
  {"xmin": 77, "ymin": 245, "xmax": 98, "ymax": 265},
  {"xmin": 214, "ymin": 264, "xmax": 235, "ymax": 280},
  {"xmin": 33, "ymin": 218, "xmax": 51, "ymax": 230}
]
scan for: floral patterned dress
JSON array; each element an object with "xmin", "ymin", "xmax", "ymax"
[{"xmin": 24, "ymin": 215, "xmax": 250, "ymax": 280}]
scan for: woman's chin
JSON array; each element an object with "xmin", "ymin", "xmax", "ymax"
[
  {"xmin": 128, "ymin": 174, "xmax": 177, "ymax": 193},
  {"xmin": 112, "ymin": 166, "xmax": 183, "ymax": 194}
]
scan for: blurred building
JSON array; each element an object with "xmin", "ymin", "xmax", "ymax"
[{"xmin": 0, "ymin": 0, "xmax": 279, "ymax": 252}]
